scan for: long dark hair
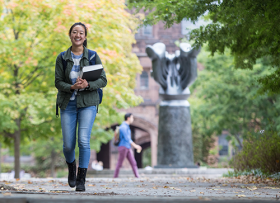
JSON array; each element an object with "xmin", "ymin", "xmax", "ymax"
[{"xmin": 69, "ymin": 22, "xmax": 88, "ymax": 47}]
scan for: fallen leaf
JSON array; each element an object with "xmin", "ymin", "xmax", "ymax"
[
  {"xmin": 88, "ymin": 184, "xmax": 95, "ymax": 187},
  {"xmin": 264, "ymin": 187, "xmax": 280, "ymax": 189},
  {"xmin": 28, "ymin": 181, "xmax": 33, "ymax": 184},
  {"xmin": 247, "ymin": 186, "xmax": 257, "ymax": 191},
  {"xmin": 153, "ymin": 187, "xmax": 158, "ymax": 189},
  {"xmin": 200, "ymin": 192, "xmax": 204, "ymax": 194},
  {"xmin": 190, "ymin": 190, "xmax": 196, "ymax": 192},
  {"xmin": 237, "ymin": 195, "xmax": 246, "ymax": 197},
  {"xmin": 163, "ymin": 186, "xmax": 169, "ymax": 188}
]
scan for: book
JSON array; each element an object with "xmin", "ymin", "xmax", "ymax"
[{"xmin": 79, "ymin": 64, "xmax": 103, "ymax": 81}]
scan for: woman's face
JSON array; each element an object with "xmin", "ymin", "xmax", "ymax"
[{"xmin": 69, "ymin": 25, "xmax": 86, "ymax": 47}]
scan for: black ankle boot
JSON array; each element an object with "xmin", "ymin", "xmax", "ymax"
[
  {"xmin": 76, "ymin": 167, "xmax": 87, "ymax": 191},
  {"xmin": 66, "ymin": 160, "xmax": 76, "ymax": 188}
]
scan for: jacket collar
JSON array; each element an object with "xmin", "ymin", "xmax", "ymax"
[
  {"xmin": 62, "ymin": 46, "xmax": 89, "ymax": 62},
  {"xmin": 122, "ymin": 121, "xmax": 130, "ymax": 127}
]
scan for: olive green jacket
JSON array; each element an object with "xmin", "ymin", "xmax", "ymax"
[{"xmin": 55, "ymin": 46, "xmax": 107, "ymax": 110}]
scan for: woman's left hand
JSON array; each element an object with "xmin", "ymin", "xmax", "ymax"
[{"xmin": 76, "ymin": 77, "xmax": 89, "ymax": 89}]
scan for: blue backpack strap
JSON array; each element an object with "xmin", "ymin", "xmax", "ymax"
[
  {"xmin": 88, "ymin": 49, "xmax": 103, "ymax": 111},
  {"xmin": 88, "ymin": 49, "xmax": 96, "ymax": 65}
]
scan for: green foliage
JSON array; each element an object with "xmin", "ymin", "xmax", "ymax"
[
  {"xmin": 223, "ymin": 169, "xmax": 280, "ymax": 180},
  {"xmin": 192, "ymin": 124, "xmax": 215, "ymax": 164},
  {"xmin": 129, "ymin": 0, "xmax": 280, "ymax": 94},
  {"xmin": 189, "ymin": 47, "xmax": 280, "ymax": 148},
  {"xmin": 232, "ymin": 131, "xmax": 280, "ymax": 174},
  {"xmin": 142, "ymin": 147, "xmax": 151, "ymax": 167}
]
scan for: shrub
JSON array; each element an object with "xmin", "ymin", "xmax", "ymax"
[{"xmin": 233, "ymin": 131, "xmax": 280, "ymax": 174}]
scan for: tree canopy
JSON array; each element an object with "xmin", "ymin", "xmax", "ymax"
[
  {"xmin": 128, "ymin": 0, "xmax": 280, "ymax": 94},
  {"xmin": 190, "ymin": 47, "xmax": 280, "ymax": 150}
]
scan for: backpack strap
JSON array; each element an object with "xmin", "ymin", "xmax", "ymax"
[
  {"xmin": 88, "ymin": 49, "xmax": 101, "ymax": 113},
  {"xmin": 88, "ymin": 49, "xmax": 96, "ymax": 65},
  {"xmin": 56, "ymin": 52, "xmax": 67, "ymax": 118},
  {"xmin": 61, "ymin": 51, "xmax": 67, "ymax": 72}
]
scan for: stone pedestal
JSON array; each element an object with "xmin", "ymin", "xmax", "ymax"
[{"xmin": 155, "ymin": 101, "xmax": 196, "ymax": 168}]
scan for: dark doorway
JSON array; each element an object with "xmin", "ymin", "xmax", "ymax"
[
  {"xmin": 134, "ymin": 142, "xmax": 151, "ymax": 168},
  {"xmin": 96, "ymin": 142, "xmax": 110, "ymax": 169}
]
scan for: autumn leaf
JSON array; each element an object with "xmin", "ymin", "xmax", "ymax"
[{"xmin": 247, "ymin": 186, "xmax": 257, "ymax": 191}]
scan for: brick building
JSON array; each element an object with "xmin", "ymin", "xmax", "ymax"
[{"xmin": 93, "ymin": 19, "xmax": 204, "ymax": 170}]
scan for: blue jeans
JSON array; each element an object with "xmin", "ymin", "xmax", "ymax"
[{"xmin": 60, "ymin": 99, "xmax": 96, "ymax": 168}]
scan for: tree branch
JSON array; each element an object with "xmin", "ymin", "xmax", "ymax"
[
  {"xmin": 3, "ymin": 131, "xmax": 15, "ymax": 139},
  {"xmin": 233, "ymin": 134, "xmax": 243, "ymax": 149},
  {"xmin": 21, "ymin": 66, "xmax": 40, "ymax": 83},
  {"xmin": 23, "ymin": 72, "xmax": 43, "ymax": 88}
]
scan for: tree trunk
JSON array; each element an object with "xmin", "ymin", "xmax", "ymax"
[
  {"xmin": 14, "ymin": 118, "xmax": 21, "ymax": 179},
  {"xmin": 50, "ymin": 149, "xmax": 56, "ymax": 178}
]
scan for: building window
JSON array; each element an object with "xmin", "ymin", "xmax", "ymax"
[
  {"xmin": 135, "ymin": 25, "xmax": 153, "ymax": 38},
  {"xmin": 218, "ymin": 134, "xmax": 229, "ymax": 156},
  {"xmin": 140, "ymin": 71, "xmax": 149, "ymax": 89},
  {"xmin": 143, "ymin": 25, "xmax": 153, "ymax": 36}
]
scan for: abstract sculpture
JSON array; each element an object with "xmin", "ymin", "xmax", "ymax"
[{"xmin": 146, "ymin": 42, "xmax": 200, "ymax": 168}]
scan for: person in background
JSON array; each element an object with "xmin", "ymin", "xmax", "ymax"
[{"xmin": 114, "ymin": 113, "xmax": 142, "ymax": 178}]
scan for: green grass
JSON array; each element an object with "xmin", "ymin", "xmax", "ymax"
[{"xmin": 223, "ymin": 169, "xmax": 280, "ymax": 180}]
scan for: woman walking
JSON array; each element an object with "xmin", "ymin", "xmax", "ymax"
[{"xmin": 55, "ymin": 22, "xmax": 107, "ymax": 191}]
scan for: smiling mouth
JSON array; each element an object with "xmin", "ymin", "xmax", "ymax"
[{"xmin": 74, "ymin": 38, "xmax": 81, "ymax": 41}]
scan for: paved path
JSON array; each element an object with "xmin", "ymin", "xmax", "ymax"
[{"xmin": 0, "ymin": 177, "xmax": 279, "ymax": 202}]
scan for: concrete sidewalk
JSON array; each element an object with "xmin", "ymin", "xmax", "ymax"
[
  {"xmin": 0, "ymin": 176, "xmax": 279, "ymax": 202},
  {"xmin": 88, "ymin": 168, "xmax": 233, "ymax": 178}
]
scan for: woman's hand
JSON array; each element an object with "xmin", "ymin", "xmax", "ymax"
[{"xmin": 70, "ymin": 77, "xmax": 89, "ymax": 89}]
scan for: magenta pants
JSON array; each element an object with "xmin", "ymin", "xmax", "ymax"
[{"xmin": 114, "ymin": 146, "xmax": 139, "ymax": 178}]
